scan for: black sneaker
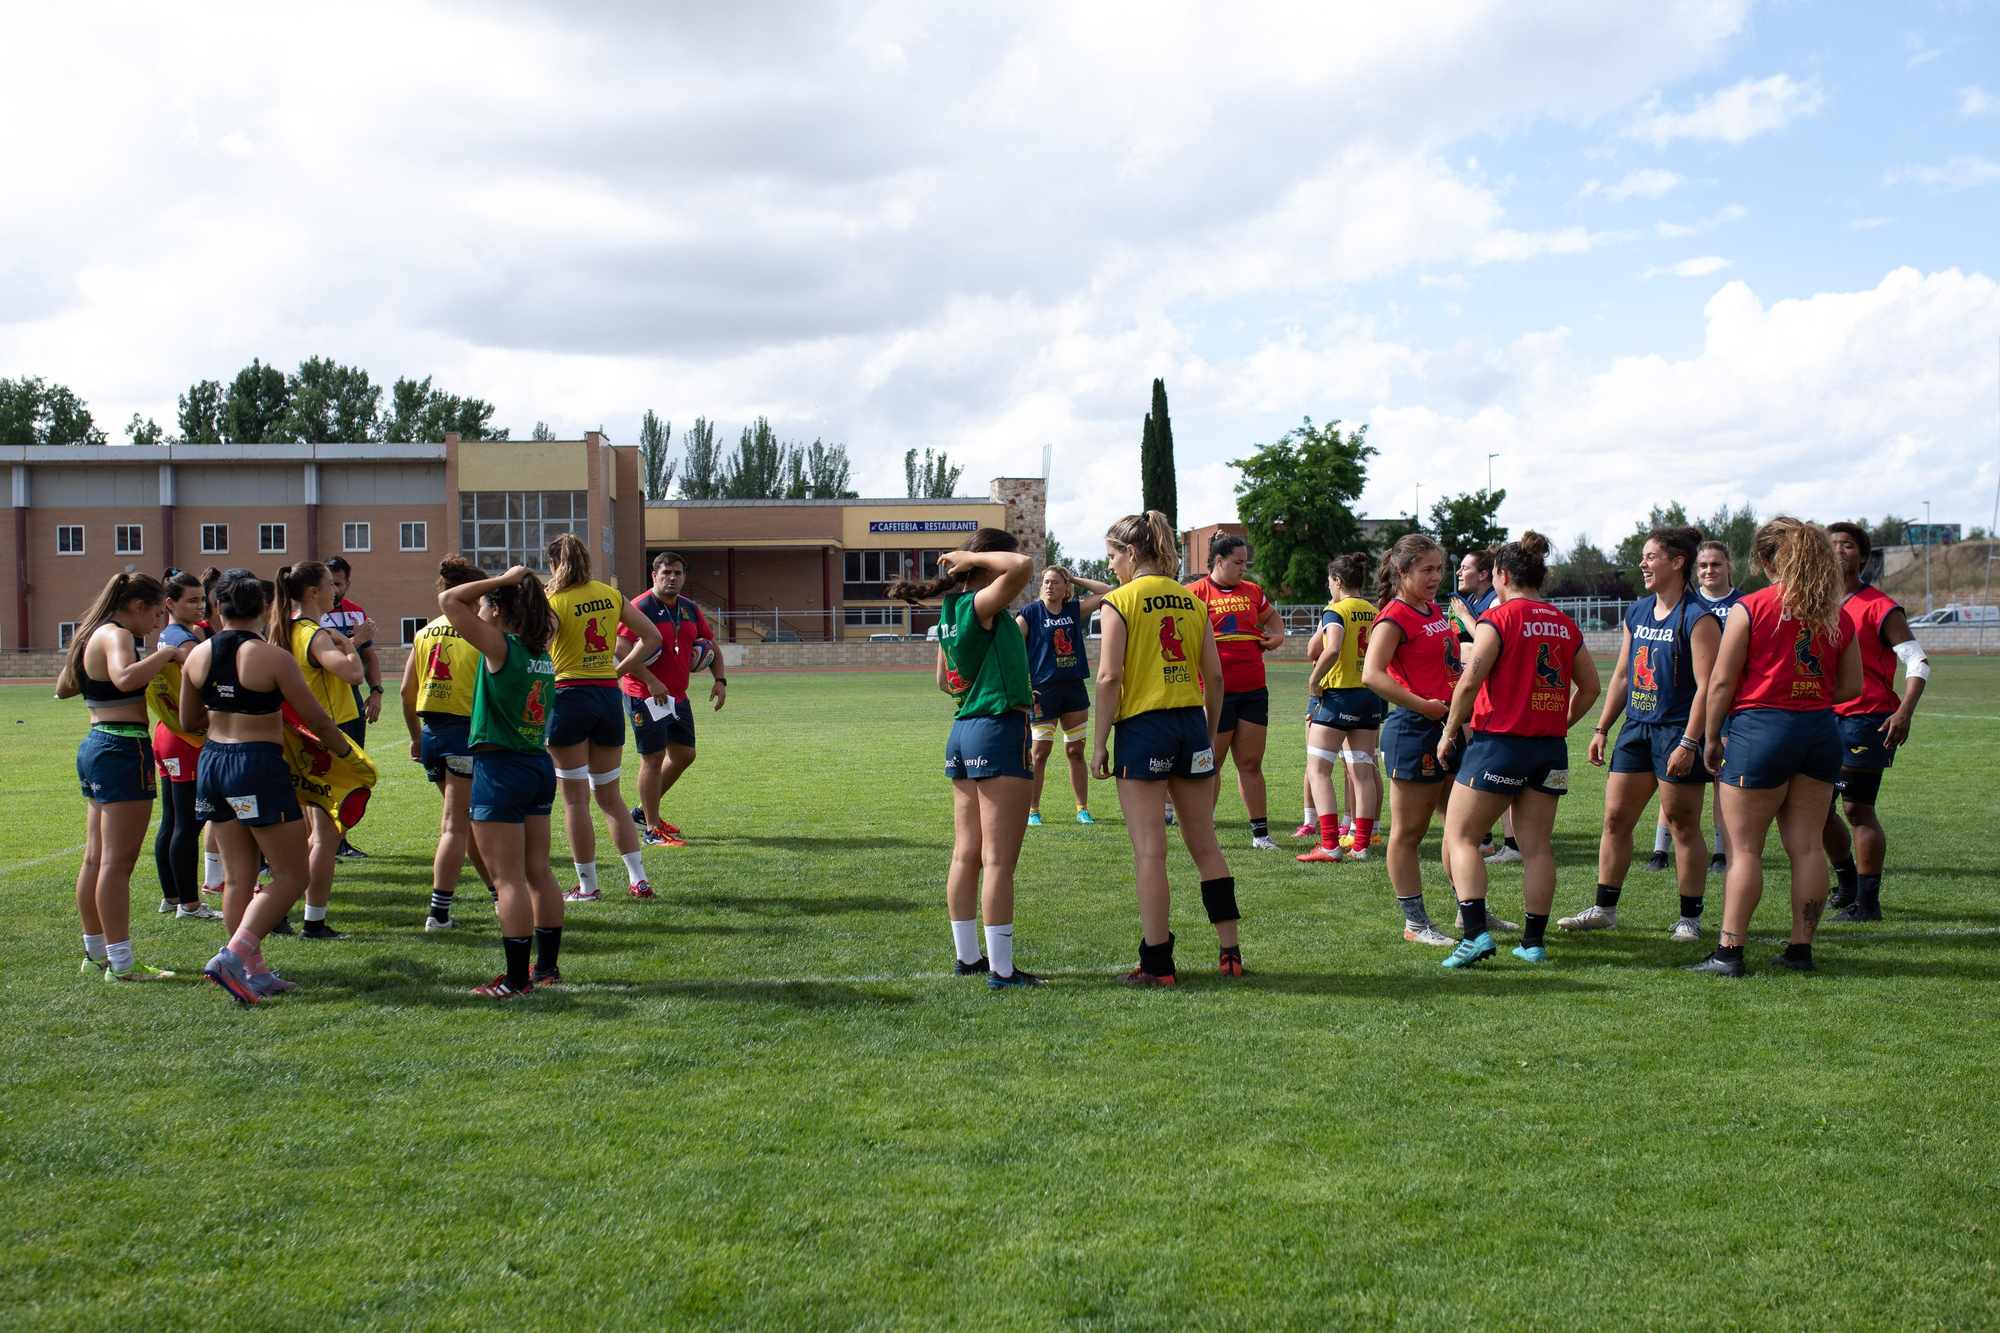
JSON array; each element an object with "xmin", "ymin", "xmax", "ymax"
[
  {"xmin": 335, "ymin": 841, "xmax": 368, "ymax": 860},
  {"xmin": 1642, "ymin": 851, "xmax": 1670, "ymax": 873},
  {"xmin": 1829, "ymin": 904, "xmax": 1882, "ymax": 924},
  {"xmin": 300, "ymin": 920, "xmax": 347, "ymax": 940},
  {"xmin": 988, "ymin": 967, "xmax": 1045, "ymax": 989},
  {"xmin": 1679, "ymin": 951, "xmax": 1745, "ymax": 977},
  {"xmin": 530, "ymin": 966, "xmax": 563, "ymax": 986},
  {"xmin": 269, "ymin": 915, "xmax": 295, "ymax": 936},
  {"xmin": 953, "ymin": 956, "xmax": 991, "ymax": 976},
  {"xmin": 1769, "ymin": 951, "xmax": 1814, "ymax": 972}
]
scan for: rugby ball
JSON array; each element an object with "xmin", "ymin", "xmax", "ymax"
[{"xmin": 689, "ymin": 638, "xmax": 717, "ymax": 673}]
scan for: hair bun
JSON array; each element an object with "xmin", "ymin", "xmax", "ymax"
[{"xmin": 1518, "ymin": 530, "xmax": 1551, "ymax": 559}]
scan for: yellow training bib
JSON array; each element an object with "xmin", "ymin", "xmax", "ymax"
[
  {"xmin": 547, "ymin": 580, "xmax": 624, "ymax": 682},
  {"xmin": 1102, "ymin": 574, "xmax": 1208, "ymax": 721},
  {"xmin": 411, "ymin": 616, "xmax": 482, "ymax": 717},
  {"xmin": 1317, "ymin": 597, "xmax": 1377, "ymax": 690}
]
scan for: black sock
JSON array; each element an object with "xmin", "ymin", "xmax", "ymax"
[
  {"xmin": 1783, "ymin": 941, "xmax": 1812, "ymax": 964},
  {"xmin": 1504, "ymin": 836, "xmax": 1519, "ymax": 852},
  {"xmin": 1522, "ymin": 913, "xmax": 1548, "ymax": 947},
  {"xmin": 488, "ymin": 883, "xmax": 499, "ymax": 903},
  {"xmin": 1857, "ymin": 873, "xmax": 1882, "ymax": 913},
  {"xmin": 1832, "ymin": 857, "xmax": 1858, "ymax": 896},
  {"xmin": 1138, "ymin": 933, "xmax": 1176, "ymax": 978},
  {"xmin": 1595, "ymin": 882, "xmax": 1622, "ymax": 909},
  {"xmin": 502, "ymin": 936, "xmax": 532, "ymax": 990},
  {"xmin": 1715, "ymin": 944, "xmax": 1744, "ymax": 962},
  {"xmin": 1397, "ymin": 893, "xmax": 1430, "ymax": 928},
  {"xmin": 534, "ymin": 925, "xmax": 563, "ymax": 974},
  {"xmin": 430, "ymin": 890, "xmax": 454, "ymax": 923},
  {"xmin": 1249, "ymin": 817, "xmax": 1269, "ymax": 839},
  {"xmin": 1459, "ymin": 898, "xmax": 1488, "ymax": 938},
  {"xmin": 1220, "ymin": 944, "xmax": 1241, "ymax": 960},
  {"xmin": 1679, "ymin": 894, "xmax": 1704, "ymax": 919}
]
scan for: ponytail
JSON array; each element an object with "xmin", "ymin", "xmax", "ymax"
[
  {"xmin": 212, "ymin": 568, "xmax": 269, "ymax": 624},
  {"xmin": 1753, "ymin": 516, "xmax": 1841, "ymax": 631},
  {"xmin": 1328, "ymin": 552, "xmax": 1371, "ymax": 599},
  {"xmin": 490, "ymin": 570, "xmax": 556, "ymax": 654},
  {"xmin": 63, "ymin": 571, "xmax": 166, "ymax": 685},
  {"xmin": 268, "ymin": 560, "xmax": 328, "ymax": 642},
  {"xmin": 1104, "ymin": 510, "xmax": 1178, "ymax": 577},
  {"xmin": 546, "ymin": 532, "xmax": 591, "ymax": 594},
  {"xmin": 1493, "ymin": 530, "xmax": 1552, "ymax": 592},
  {"xmin": 887, "ymin": 527, "xmax": 1020, "ymax": 602},
  {"xmin": 1376, "ymin": 532, "xmax": 1443, "ymax": 606}
]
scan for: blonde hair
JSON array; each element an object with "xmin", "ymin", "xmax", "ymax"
[
  {"xmin": 1105, "ymin": 510, "xmax": 1177, "ymax": 575},
  {"xmin": 64, "ymin": 572, "xmax": 166, "ymax": 685},
  {"xmin": 268, "ymin": 561, "xmax": 328, "ymax": 643},
  {"xmin": 546, "ymin": 532, "xmax": 591, "ymax": 594},
  {"xmin": 1753, "ymin": 516, "xmax": 1841, "ymax": 631}
]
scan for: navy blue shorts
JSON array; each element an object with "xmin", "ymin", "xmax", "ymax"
[
  {"xmin": 1309, "ymin": 687, "xmax": 1386, "ymax": 732},
  {"xmin": 77, "ymin": 727, "xmax": 156, "ymax": 804},
  {"xmin": 1218, "ymin": 687, "xmax": 1269, "ymax": 731},
  {"xmin": 945, "ymin": 711, "xmax": 1033, "ymax": 780},
  {"xmin": 420, "ymin": 715, "xmax": 475, "ymax": 784},
  {"xmin": 1837, "ymin": 711, "xmax": 1898, "ymax": 770},
  {"xmin": 471, "ymin": 748, "xmax": 558, "ymax": 823},
  {"xmin": 627, "ymin": 693, "xmax": 696, "ymax": 755},
  {"xmin": 548, "ymin": 683, "xmax": 626, "ymax": 749},
  {"xmin": 339, "ymin": 717, "xmax": 367, "ymax": 748},
  {"xmin": 1381, "ymin": 707, "xmax": 1461, "ymax": 783},
  {"xmin": 1458, "ymin": 730, "xmax": 1571, "ymax": 798},
  {"xmin": 1113, "ymin": 706, "xmax": 1215, "ymax": 781},
  {"xmin": 1031, "ymin": 677, "xmax": 1091, "ymax": 723},
  {"xmin": 1718, "ymin": 708, "xmax": 1843, "ymax": 789},
  {"xmin": 195, "ymin": 740, "xmax": 301, "ymax": 827},
  {"xmin": 1610, "ymin": 718, "xmax": 1712, "ymax": 784}
]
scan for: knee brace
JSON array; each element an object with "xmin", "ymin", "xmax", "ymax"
[
  {"xmin": 555, "ymin": 765, "xmax": 590, "ymax": 782},
  {"xmin": 1308, "ymin": 746, "xmax": 1341, "ymax": 763},
  {"xmin": 1062, "ymin": 724, "xmax": 1088, "ymax": 745},
  {"xmin": 1031, "ymin": 721, "xmax": 1060, "ymax": 744},
  {"xmin": 589, "ymin": 767, "xmax": 622, "ymax": 787},
  {"xmin": 1200, "ymin": 875, "xmax": 1240, "ymax": 924},
  {"xmin": 1340, "ymin": 749, "xmax": 1375, "ymax": 766}
]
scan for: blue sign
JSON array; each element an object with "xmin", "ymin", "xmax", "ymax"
[{"xmin": 868, "ymin": 520, "xmax": 980, "ymax": 534}]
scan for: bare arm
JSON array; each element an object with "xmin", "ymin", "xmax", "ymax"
[
  {"xmin": 1880, "ymin": 608, "xmax": 1926, "ymax": 745},
  {"xmin": 944, "ymin": 550, "xmax": 1035, "ymax": 627},
  {"xmin": 267, "ymin": 646, "xmax": 352, "ymax": 755},
  {"xmin": 309, "ymin": 627, "xmax": 366, "ymax": 685},
  {"xmin": 1361, "ymin": 621, "xmax": 1445, "ymax": 720},
  {"xmin": 1309, "ymin": 622, "xmax": 1345, "ymax": 697},
  {"xmin": 400, "ymin": 645, "xmax": 423, "ymax": 754},
  {"xmin": 1091, "ymin": 606, "xmax": 1127, "ymax": 780},
  {"xmin": 103, "ymin": 627, "xmax": 179, "ymax": 694},
  {"xmin": 1589, "ymin": 627, "xmax": 1634, "ymax": 765},
  {"xmin": 614, "ymin": 599, "xmax": 666, "ymax": 688},
  {"xmin": 1438, "ymin": 622, "xmax": 1502, "ymax": 757},
  {"xmin": 1663, "ymin": 616, "xmax": 1720, "ymax": 779},
  {"xmin": 179, "ymin": 642, "xmax": 212, "ymax": 734},
  {"xmin": 1832, "ymin": 633, "xmax": 1862, "ymax": 706},
  {"xmin": 935, "ymin": 645, "xmax": 950, "ymax": 695},
  {"xmin": 1256, "ymin": 599, "xmax": 1287, "ymax": 652},
  {"xmin": 1702, "ymin": 610, "xmax": 1752, "ymax": 772},
  {"xmin": 440, "ymin": 569, "xmax": 521, "ymax": 670},
  {"xmin": 1198, "ymin": 618, "xmax": 1225, "ymax": 739},
  {"xmin": 1568, "ymin": 643, "xmax": 1603, "ymax": 729}
]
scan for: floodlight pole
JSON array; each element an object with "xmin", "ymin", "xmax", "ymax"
[
  {"xmin": 1487, "ymin": 453, "xmax": 1498, "ymax": 495},
  {"xmin": 1415, "ymin": 483, "xmax": 1423, "ymax": 528},
  {"xmin": 1924, "ymin": 500, "xmax": 1933, "ymax": 615}
]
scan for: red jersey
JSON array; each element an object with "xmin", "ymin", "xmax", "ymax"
[
  {"xmin": 1835, "ymin": 585, "xmax": 1903, "ymax": 717},
  {"xmin": 618, "ymin": 591, "xmax": 713, "ymax": 701},
  {"xmin": 1186, "ymin": 575, "xmax": 1273, "ymax": 693},
  {"xmin": 1376, "ymin": 598, "xmax": 1460, "ymax": 705},
  {"xmin": 1732, "ymin": 584, "xmax": 1853, "ymax": 713},
  {"xmin": 1470, "ymin": 598, "xmax": 1581, "ymax": 737}
]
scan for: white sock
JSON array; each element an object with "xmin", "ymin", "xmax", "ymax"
[
  {"xmin": 106, "ymin": 939, "xmax": 135, "ymax": 972},
  {"xmin": 1303, "ymin": 805, "xmax": 1316, "ymax": 824},
  {"xmin": 621, "ymin": 849, "xmax": 647, "ymax": 886},
  {"xmin": 951, "ymin": 919, "xmax": 981, "ymax": 965},
  {"xmin": 204, "ymin": 852, "xmax": 224, "ymax": 888},
  {"xmin": 1713, "ymin": 823, "xmax": 1728, "ymax": 855},
  {"xmin": 83, "ymin": 932, "xmax": 107, "ymax": 961},
  {"xmin": 1653, "ymin": 823, "xmax": 1673, "ymax": 854},
  {"xmin": 574, "ymin": 862, "xmax": 599, "ymax": 894},
  {"xmin": 303, "ymin": 903, "xmax": 327, "ymax": 923},
  {"xmin": 985, "ymin": 923, "xmax": 1014, "ymax": 978}
]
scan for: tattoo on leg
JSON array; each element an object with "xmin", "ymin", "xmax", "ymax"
[
  {"xmin": 1804, "ymin": 899, "xmax": 1823, "ymax": 925},
  {"xmin": 1720, "ymin": 931, "xmax": 1741, "ymax": 947}
]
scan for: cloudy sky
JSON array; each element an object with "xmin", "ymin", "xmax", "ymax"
[{"xmin": 3, "ymin": 1, "xmax": 1997, "ymax": 551}]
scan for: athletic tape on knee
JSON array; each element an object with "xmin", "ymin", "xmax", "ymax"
[
  {"xmin": 1308, "ymin": 746, "xmax": 1341, "ymax": 763},
  {"xmin": 1340, "ymin": 749, "xmax": 1375, "ymax": 766},
  {"xmin": 589, "ymin": 766, "xmax": 622, "ymax": 786},
  {"xmin": 555, "ymin": 765, "xmax": 590, "ymax": 781},
  {"xmin": 1063, "ymin": 724, "xmax": 1088, "ymax": 744},
  {"xmin": 1031, "ymin": 721, "xmax": 1059, "ymax": 742},
  {"xmin": 1200, "ymin": 876, "xmax": 1240, "ymax": 924}
]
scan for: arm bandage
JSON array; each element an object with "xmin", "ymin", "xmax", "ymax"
[{"xmin": 1893, "ymin": 638, "xmax": 1929, "ymax": 681}]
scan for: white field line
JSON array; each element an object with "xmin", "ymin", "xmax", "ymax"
[{"xmin": 2, "ymin": 819, "xmax": 159, "ymax": 877}]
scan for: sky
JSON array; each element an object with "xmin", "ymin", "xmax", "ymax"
[{"xmin": 2, "ymin": 0, "xmax": 1997, "ymax": 554}]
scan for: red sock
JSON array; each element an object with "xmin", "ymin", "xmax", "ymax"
[
  {"xmin": 1353, "ymin": 818, "xmax": 1376, "ymax": 852},
  {"xmin": 1318, "ymin": 814, "xmax": 1341, "ymax": 850}
]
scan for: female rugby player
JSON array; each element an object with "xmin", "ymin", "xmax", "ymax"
[
  {"xmin": 1017, "ymin": 565, "xmax": 1109, "ymax": 826},
  {"xmin": 893, "ymin": 529, "xmax": 1043, "ymax": 987},
  {"xmin": 1567, "ymin": 525, "xmax": 1719, "ymax": 942},
  {"xmin": 401, "ymin": 557, "xmax": 498, "ymax": 929},
  {"xmin": 147, "ymin": 570, "xmax": 219, "ymax": 920},
  {"xmin": 1688, "ymin": 541, "xmax": 1743, "ymax": 874},
  {"xmin": 59, "ymin": 572, "xmax": 177, "ymax": 981},
  {"xmin": 1687, "ymin": 518, "xmax": 1860, "ymax": 977},
  {"xmin": 543, "ymin": 534, "xmax": 665, "ymax": 902},
  {"xmin": 1437, "ymin": 533, "xmax": 1599, "ymax": 967},
  {"xmin": 193, "ymin": 571, "xmax": 358, "ymax": 1003},
  {"xmin": 1822, "ymin": 522, "xmax": 1928, "ymax": 923},
  {"xmin": 1298, "ymin": 553, "xmax": 1382, "ymax": 863},
  {"xmin": 1092, "ymin": 511, "xmax": 1242, "ymax": 983},
  {"xmin": 1187, "ymin": 533, "xmax": 1289, "ymax": 848},
  {"xmin": 440, "ymin": 565, "xmax": 564, "ymax": 996}
]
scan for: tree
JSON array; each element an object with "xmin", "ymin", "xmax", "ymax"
[
  {"xmin": 1698, "ymin": 501, "xmax": 1763, "ymax": 589},
  {"xmin": 637, "ymin": 411, "xmax": 676, "ymax": 500},
  {"xmin": 1546, "ymin": 536, "xmax": 1634, "ymax": 600},
  {"xmin": 1046, "ymin": 532, "xmax": 1114, "ymax": 585},
  {"xmin": 1230, "ymin": 416, "xmax": 1375, "ymax": 598},
  {"xmin": 1142, "ymin": 377, "xmax": 1178, "ymax": 524},
  {"xmin": 0, "ymin": 376, "xmax": 107, "ymax": 447},
  {"xmin": 722, "ymin": 417, "xmax": 788, "ymax": 498},
  {"xmin": 905, "ymin": 447, "xmax": 963, "ymax": 498},
  {"xmin": 125, "ymin": 414, "xmax": 166, "ymax": 446},
  {"xmin": 1863, "ymin": 514, "xmax": 1912, "ymax": 551},
  {"xmin": 679, "ymin": 418, "xmax": 723, "ymax": 499},
  {"xmin": 380, "ymin": 376, "xmax": 508, "ymax": 443},
  {"xmin": 530, "ymin": 421, "xmax": 557, "ymax": 441},
  {"xmin": 1614, "ymin": 501, "xmax": 1692, "ymax": 569},
  {"xmin": 801, "ymin": 439, "xmax": 857, "ymax": 498},
  {"xmin": 1429, "ymin": 489, "xmax": 1508, "ymax": 559},
  {"xmin": 278, "ymin": 356, "xmax": 381, "ymax": 442},
  {"xmin": 177, "ymin": 380, "xmax": 225, "ymax": 444},
  {"xmin": 222, "ymin": 359, "xmax": 289, "ymax": 443}
]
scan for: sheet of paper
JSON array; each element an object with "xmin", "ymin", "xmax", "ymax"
[{"xmin": 646, "ymin": 696, "xmax": 676, "ymax": 721}]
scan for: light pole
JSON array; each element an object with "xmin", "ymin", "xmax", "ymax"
[
  {"xmin": 1487, "ymin": 453, "xmax": 1498, "ymax": 495},
  {"xmin": 1414, "ymin": 483, "xmax": 1423, "ymax": 529},
  {"xmin": 1924, "ymin": 500, "xmax": 1933, "ymax": 614}
]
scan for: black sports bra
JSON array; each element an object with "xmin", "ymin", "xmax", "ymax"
[
  {"xmin": 78, "ymin": 633, "xmax": 146, "ymax": 706},
  {"xmin": 199, "ymin": 630, "xmax": 285, "ymax": 715}
]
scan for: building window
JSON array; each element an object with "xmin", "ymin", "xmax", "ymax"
[
  {"xmin": 58, "ymin": 621, "xmax": 80, "ymax": 648},
  {"xmin": 458, "ymin": 490, "xmax": 589, "ymax": 573},
  {"xmin": 56, "ymin": 525, "xmax": 84, "ymax": 554},
  {"xmin": 344, "ymin": 522, "xmax": 371, "ymax": 552},
  {"xmin": 201, "ymin": 523, "xmax": 229, "ymax": 554},
  {"xmin": 400, "ymin": 617, "xmax": 424, "ymax": 645},
  {"xmin": 841, "ymin": 606, "xmax": 905, "ymax": 627},
  {"xmin": 259, "ymin": 523, "xmax": 286, "ymax": 553},
  {"xmin": 400, "ymin": 521, "xmax": 427, "ymax": 551},
  {"xmin": 115, "ymin": 524, "xmax": 143, "ymax": 554},
  {"xmin": 842, "ymin": 550, "xmax": 909, "ymax": 586}
]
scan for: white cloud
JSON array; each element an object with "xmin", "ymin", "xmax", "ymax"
[
  {"xmin": 1959, "ymin": 86, "xmax": 1998, "ymax": 117},
  {"xmin": 1654, "ymin": 203, "xmax": 1747, "ymax": 237},
  {"xmin": 1889, "ymin": 156, "xmax": 2000, "ymax": 189},
  {"xmin": 1628, "ymin": 74, "xmax": 1826, "ymax": 146},
  {"xmin": 1419, "ymin": 273, "xmax": 1471, "ymax": 290},
  {"xmin": 1605, "ymin": 168, "xmax": 1684, "ymax": 201},
  {"xmin": 1642, "ymin": 255, "xmax": 1730, "ymax": 279}
]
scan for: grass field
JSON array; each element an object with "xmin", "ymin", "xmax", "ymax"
[{"xmin": 5, "ymin": 659, "xmax": 1999, "ymax": 1330}]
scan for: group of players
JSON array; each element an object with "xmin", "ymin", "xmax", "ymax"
[
  {"xmin": 59, "ymin": 539, "xmax": 724, "ymax": 1001},
  {"xmin": 939, "ymin": 511, "xmax": 1925, "ymax": 982}
]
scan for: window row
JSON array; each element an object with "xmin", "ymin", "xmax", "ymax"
[
  {"xmin": 841, "ymin": 606, "xmax": 906, "ymax": 627},
  {"xmin": 46, "ymin": 521, "xmax": 427, "ymax": 556},
  {"xmin": 459, "ymin": 491, "xmax": 590, "ymax": 573},
  {"xmin": 842, "ymin": 548, "xmax": 948, "ymax": 585}
]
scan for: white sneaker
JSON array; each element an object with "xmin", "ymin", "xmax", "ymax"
[
  {"xmin": 176, "ymin": 903, "xmax": 224, "ymax": 921},
  {"xmin": 1405, "ymin": 923, "xmax": 1456, "ymax": 946},
  {"xmin": 158, "ymin": 898, "xmax": 176, "ymax": 914},
  {"xmin": 424, "ymin": 915, "xmax": 460, "ymax": 931},
  {"xmin": 1670, "ymin": 916, "xmax": 1703, "ymax": 943},
  {"xmin": 1484, "ymin": 845, "xmax": 1523, "ymax": 865},
  {"xmin": 1456, "ymin": 907, "xmax": 1521, "ymax": 932},
  {"xmin": 1250, "ymin": 835, "xmax": 1278, "ymax": 851},
  {"xmin": 1558, "ymin": 904, "xmax": 1618, "ymax": 932}
]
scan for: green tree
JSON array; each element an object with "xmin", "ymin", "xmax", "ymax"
[
  {"xmin": 722, "ymin": 417, "xmax": 788, "ymax": 498},
  {"xmin": 279, "ymin": 356, "xmax": 381, "ymax": 442},
  {"xmin": 222, "ymin": 359, "xmax": 289, "ymax": 443},
  {"xmin": 177, "ymin": 380, "xmax": 225, "ymax": 443},
  {"xmin": 678, "ymin": 418, "xmax": 723, "ymax": 499},
  {"xmin": 1862, "ymin": 514, "xmax": 1912, "ymax": 551},
  {"xmin": 638, "ymin": 411, "xmax": 676, "ymax": 500},
  {"xmin": 1698, "ymin": 501, "xmax": 1762, "ymax": 589},
  {"xmin": 380, "ymin": 376, "xmax": 507, "ymax": 443},
  {"xmin": 1614, "ymin": 501, "xmax": 1692, "ymax": 569},
  {"xmin": 905, "ymin": 447, "xmax": 963, "ymax": 498},
  {"xmin": 125, "ymin": 414, "xmax": 166, "ymax": 446},
  {"xmin": 1230, "ymin": 416, "xmax": 1375, "ymax": 599},
  {"xmin": 530, "ymin": 421, "xmax": 557, "ymax": 441},
  {"xmin": 801, "ymin": 439, "xmax": 856, "ymax": 498},
  {"xmin": 1141, "ymin": 378, "xmax": 1177, "ymax": 524},
  {"xmin": 1046, "ymin": 532, "xmax": 1114, "ymax": 585},
  {"xmin": 0, "ymin": 377, "xmax": 108, "ymax": 447},
  {"xmin": 1545, "ymin": 535, "xmax": 1633, "ymax": 600},
  {"xmin": 1429, "ymin": 489, "xmax": 1508, "ymax": 560}
]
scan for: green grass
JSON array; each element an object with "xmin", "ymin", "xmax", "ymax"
[{"xmin": 5, "ymin": 660, "xmax": 1999, "ymax": 1330}]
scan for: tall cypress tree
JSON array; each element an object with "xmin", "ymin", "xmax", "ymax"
[{"xmin": 1141, "ymin": 377, "xmax": 1178, "ymax": 525}]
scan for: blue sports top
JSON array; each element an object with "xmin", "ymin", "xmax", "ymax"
[
  {"xmin": 1464, "ymin": 587, "xmax": 1498, "ymax": 618},
  {"xmin": 1019, "ymin": 597, "xmax": 1090, "ymax": 685},
  {"xmin": 1695, "ymin": 586, "xmax": 1742, "ymax": 624},
  {"xmin": 1622, "ymin": 593, "xmax": 1716, "ymax": 726}
]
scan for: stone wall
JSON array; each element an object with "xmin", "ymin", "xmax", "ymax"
[{"xmin": 990, "ymin": 476, "xmax": 1047, "ymax": 607}]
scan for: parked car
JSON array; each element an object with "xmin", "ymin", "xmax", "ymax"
[
  {"xmin": 1908, "ymin": 605, "xmax": 1999, "ymax": 626},
  {"xmin": 867, "ymin": 632, "xmax": 902, "ymax": 642}
]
